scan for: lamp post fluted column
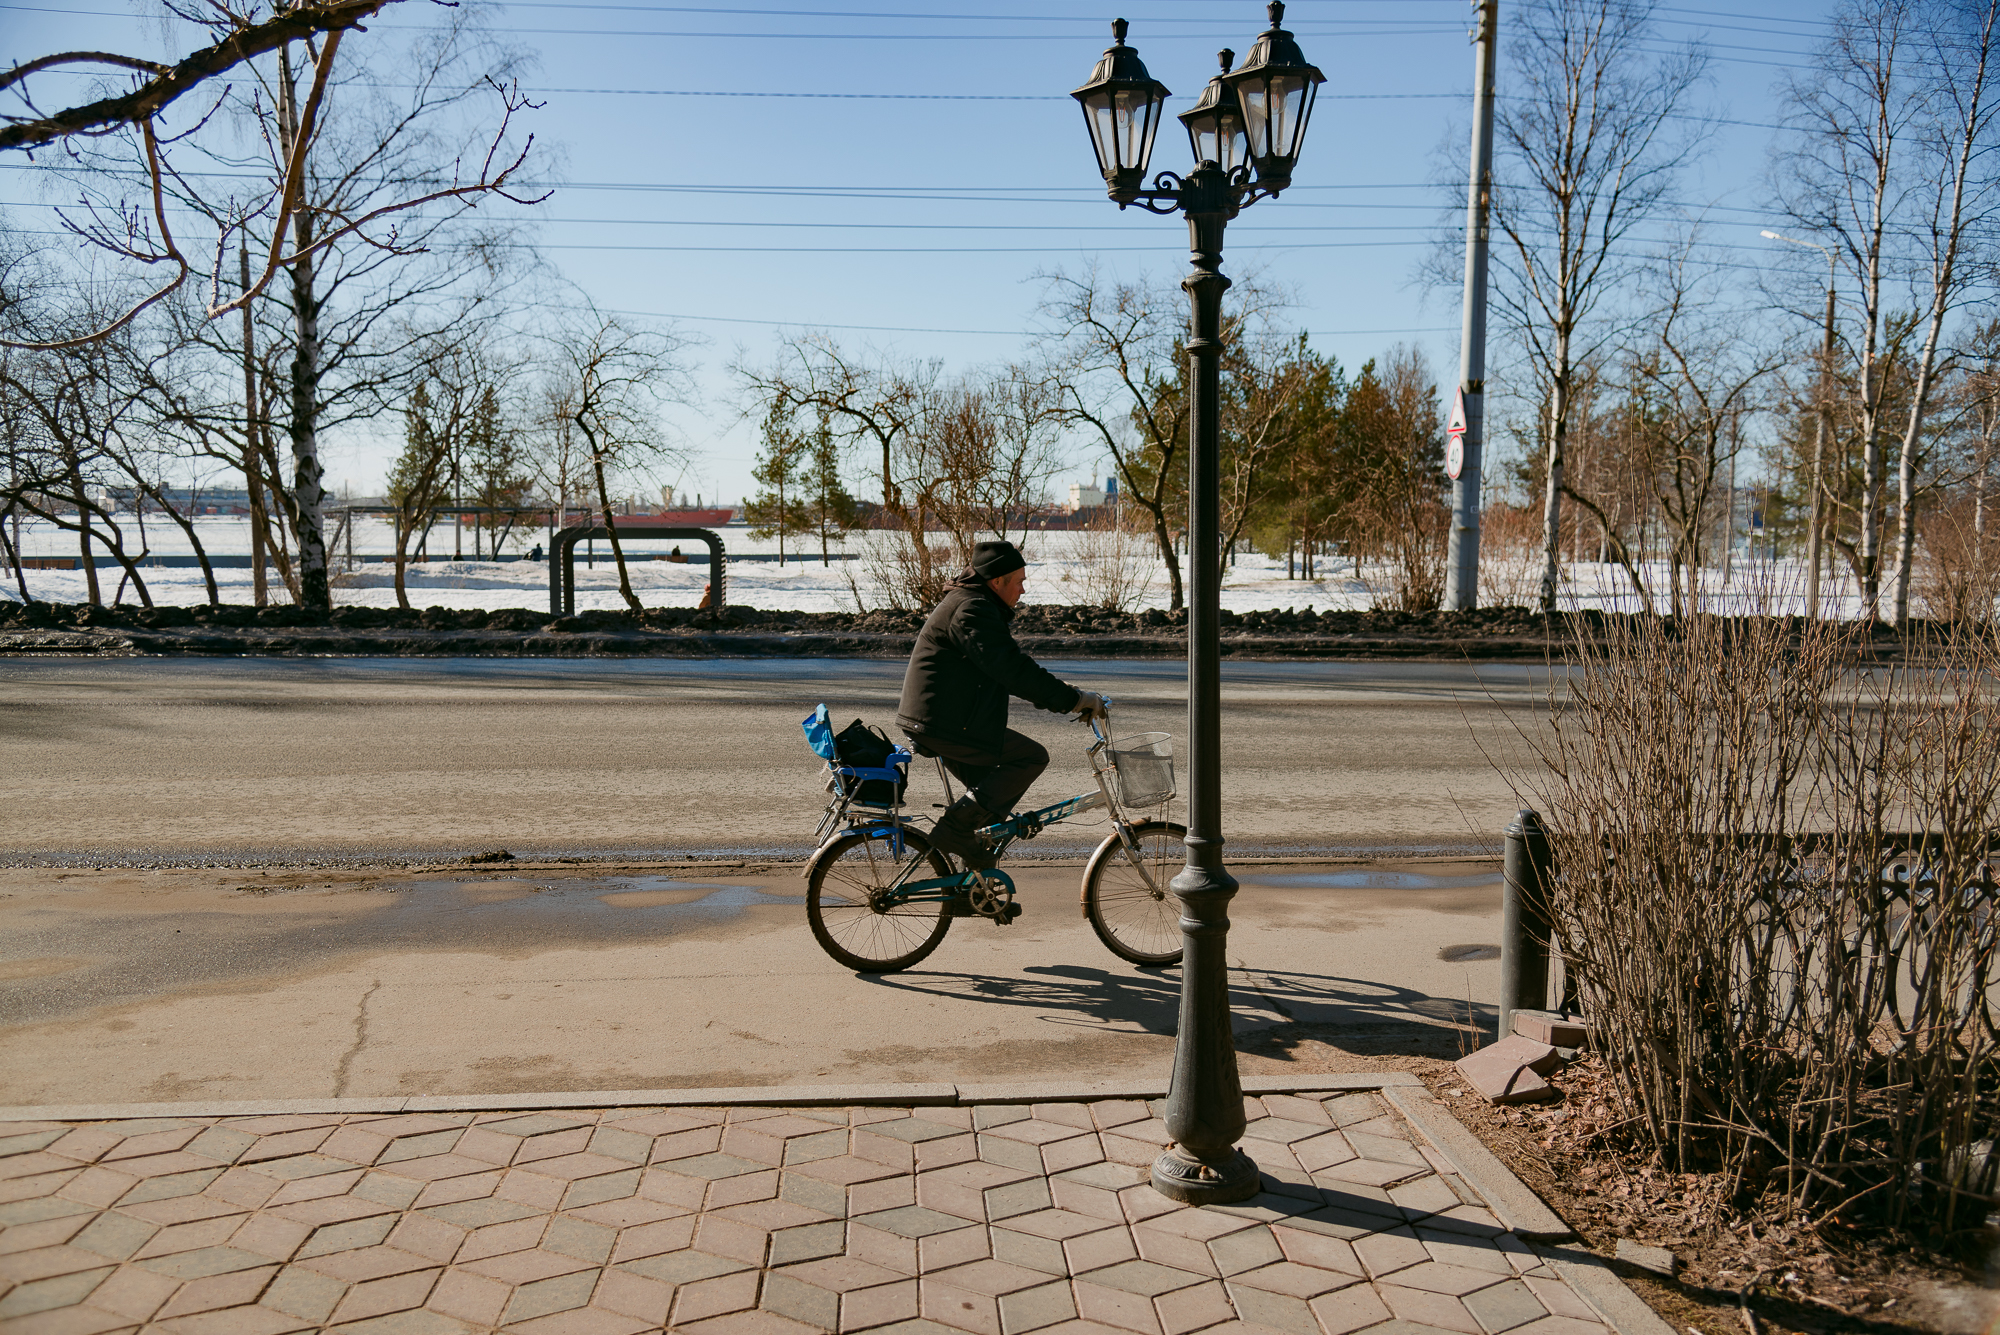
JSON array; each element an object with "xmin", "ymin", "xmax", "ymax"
[
  {"xmin": 1152, "ymin": 186, "xmax": 1259, "ymax": 1204},
  {"xmin": 1069, "ymin": 4, "xmax": 1321, "ymax": 1207}
]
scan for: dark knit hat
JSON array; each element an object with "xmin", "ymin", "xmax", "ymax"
[{"xmin": 971, "ymin": 539, "xmax": 1027, "ymax": 579}]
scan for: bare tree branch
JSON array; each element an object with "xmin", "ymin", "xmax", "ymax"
[{"xmin": 0, "ymin": 0, "xmax": 400, "ymax": 151}]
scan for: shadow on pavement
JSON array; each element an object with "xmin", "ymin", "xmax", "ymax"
[{"xmin": 859, "ymin": 960, "xmax": 1493, "ymax": 1051}]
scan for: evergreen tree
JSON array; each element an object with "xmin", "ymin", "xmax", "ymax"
[
  {"xmin": 386, "ymin": 380, "xmax": 452, "ymax": 608},
  {"xmin": 802, "ymin": 411, "xmax": 859, "ymax": 565},
  {"xmin": 745, "ymin": 399, "xmax": 812, "ymax": 564},
  {"xmin": 465, "ymin": 386, "xmax": 533, "ymax": 558}
]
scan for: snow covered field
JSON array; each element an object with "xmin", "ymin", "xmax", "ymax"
[{"xmin": 3, "ymin": 514, "xmax": 1874, "ymax": 618}]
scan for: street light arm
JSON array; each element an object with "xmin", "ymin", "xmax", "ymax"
[
  {"xmin": 1762, "ymin": 228, "xmax": 1836, "ymax": 280},
  {"xmin": 1121, "ymin": 165, "xmax": 1277, "ymax": 217}
]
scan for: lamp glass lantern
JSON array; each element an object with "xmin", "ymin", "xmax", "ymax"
[
  {"xmin": 1178, "ymin": 49, "xmax": 1249, "ymax": 172},
  {"xmin": 1071, "ymin": 19, "xmax": 1172, "ymax": 200},
  {"xmin": 1221, "ymin": 1, "xmax": 1325, "ymax": 191}
]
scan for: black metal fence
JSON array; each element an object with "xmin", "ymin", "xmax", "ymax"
[{"xmin": 1497, "ymin": 809, "xmax": 2000, "ymax": 1042}]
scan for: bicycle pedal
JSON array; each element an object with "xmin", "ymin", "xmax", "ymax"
[{"xmin": 985, "ymin": 901, "xmax": 1023, "ymax": 925}]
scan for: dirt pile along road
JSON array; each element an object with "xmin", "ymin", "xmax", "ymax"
[
  {"xmin": 1, "ymin": 598, "xmax": 1933, "ymax": 659},
  {"xmin": 0, "ymin": 599, "xmax": 1588, "ymax": 659}
]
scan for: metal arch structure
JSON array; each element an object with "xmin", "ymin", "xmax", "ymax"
[{"xmin": 549, "ymin": 525, "xmax": 725, "ymax": 616}]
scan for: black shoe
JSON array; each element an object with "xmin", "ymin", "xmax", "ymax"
[{"xmin": 929, "ymin": 796, "xmax": 998, "ymax": 872}]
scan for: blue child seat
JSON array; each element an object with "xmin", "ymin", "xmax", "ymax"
[{"xmin": 803, "ymin": 703, "xmax": 912, "ymax": 811}]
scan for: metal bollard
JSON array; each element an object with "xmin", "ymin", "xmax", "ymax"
[{"xmin": 1499, "ymin": 808, "xmax": 1554, "ymax": 1042}]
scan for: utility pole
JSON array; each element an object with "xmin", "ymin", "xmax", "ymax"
[{"xmin": 1445, "ymin": 0, "xmax": 1499, "ymax": 611}]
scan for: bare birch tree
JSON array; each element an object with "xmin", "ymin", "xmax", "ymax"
[
  {"xmin": 1774, "ymin": 0, "xmax": 2000, "ymax": 624},
  {"xmin": 1621, "ymin": 245, "xmax": 1781, "ymax": 614},
  {"xmin": 545, "ymin": 312, "xmax": 695, "ymax": 613},
  {"xmin": 1, "ymin": 0, "xmax": 539, "ymax": 349},
  {"xmin": 1034, "ymin": 268, "xmax": 1192, "ymax": 612},
  {"xmin": 733, "ymin": 334, "xmax": 940, "ymax": 520},
  {"xmin": 1490, "ymin": 0, "xmax": 1708, "ymax": 610}
]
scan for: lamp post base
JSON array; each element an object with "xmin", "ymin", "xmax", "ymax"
[{"xmin": 1149, "ymin": 1146, "xmax": 1260, "ymax": 1205}]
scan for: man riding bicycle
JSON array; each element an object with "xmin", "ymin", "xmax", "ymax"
[{"xmin": 898, "ymin": 539, "xmax": 1107, "ymax": 875}]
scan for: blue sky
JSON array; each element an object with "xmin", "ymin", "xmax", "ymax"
[{"xmin": 4, "ymin": 0, "xmax": 1833, "ymax": 503}]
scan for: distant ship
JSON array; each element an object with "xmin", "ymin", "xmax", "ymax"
[{"xmin": 629, "ymin": 507, "xmax": 738, "ymax": 527}]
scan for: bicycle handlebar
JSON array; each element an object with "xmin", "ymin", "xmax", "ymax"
[{"xmin": 1087, "ymin": 696, "xmax": 1114, "ymax": 745}]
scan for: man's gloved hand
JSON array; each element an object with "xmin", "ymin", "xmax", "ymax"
[{"xmin": 1073, "ymin": 689, "xmax": 1108, "ymax": 721}]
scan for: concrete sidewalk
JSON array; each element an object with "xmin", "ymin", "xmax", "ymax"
[{"xmin": 0, "ymin": 1076, "xmax": 1665, "ymax": 1335}]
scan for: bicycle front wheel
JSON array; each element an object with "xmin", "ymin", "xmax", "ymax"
[
  {"xmin": 1082, "ymin": 820, "xmax": 1186, "ymax": 966},
  {"xmin": 807, "ymin": 825, "xmax": 954, "ymax": 973}
]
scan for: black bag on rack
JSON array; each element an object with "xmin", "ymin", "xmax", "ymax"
[{"xmin": 833, "ymin": 719, "xmax": 907, "ymax": 807}]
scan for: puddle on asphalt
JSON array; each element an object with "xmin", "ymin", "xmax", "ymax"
[
  {"xmin": 381, "ymin": 877, "xmax": 807, "ymax": 936},
  {"xmin": 1238, "ymin": 870, "xmax": 1502, "ymax": 891},
  {"xmin": 0, "ymin": 875, "xmax": 813, "ymax": 1025}
]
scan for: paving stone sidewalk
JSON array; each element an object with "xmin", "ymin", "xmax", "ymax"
[{"xmin": 0, "ymin": 1087, "xmax": 1624, "ymax": 1335}]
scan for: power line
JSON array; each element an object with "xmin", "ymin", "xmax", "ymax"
[
  {"xmin": 377, "ymin": 23, "xmax": 1464, "ymax": 39},
  {"xmin": 0, "ymin": 204, "xmax": 1450, "ymax": 232},
  {"xmin": 456, "ymin": 86, "xmax": 1457, "ymax": 100},
  {"xmin": 521, "ymin": 240, "xmax": 1439, "ymax": 252},
  {"xmin": 587, "ymin": 304, "xmax": 1459, "ymax": 338},
  {"xmin": 484, "ymin": 2, "xmax": 1467, "ymax": 21},
  {"xmin": 0, "ymin": 6, "xmax": 1463, "ymax": 37}
]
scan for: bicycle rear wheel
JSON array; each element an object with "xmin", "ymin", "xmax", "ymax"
[
  {"xmin": 807, "ymin": 825, "xmax": 954, "ymax": 972},
  {"xmin": 1082, "ymin": 820, "xmax": 1186, "ymax": 966}
]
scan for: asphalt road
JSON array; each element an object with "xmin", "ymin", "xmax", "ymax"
[{"xmin": 0, "ymin": 657, "xmax": 1551, "ymax": 863}]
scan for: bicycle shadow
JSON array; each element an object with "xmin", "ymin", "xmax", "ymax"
[{"xmin": 860, "ymin": 962, "xmax": 1492, "ymax": 1054}]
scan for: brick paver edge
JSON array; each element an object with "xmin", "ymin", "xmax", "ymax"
[
  {"xmin": 1380, "ymin": 1084, "xmax": 1572, "ymax": 1241},
  {"xmin": 2, "ymin": 1072, "xmax": 1421, "ymax": 1124},
  {"xmin": 1533, "ymin": 1242, "xmax": 1681, "ymax": 1335}
]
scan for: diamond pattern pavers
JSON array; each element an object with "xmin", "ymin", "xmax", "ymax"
[{"xmin": 0, "ymin": 1094, "xmax": 1617, "ymax": 1335}]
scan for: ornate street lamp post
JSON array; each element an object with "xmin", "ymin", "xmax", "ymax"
[{"xmin": 1071, "ymin": 3, "xmax": 1323, "ymax": 1207}]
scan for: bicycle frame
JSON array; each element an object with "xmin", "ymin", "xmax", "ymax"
[{"xmin": 829, "ymin": 704, "xmax": 1172, "ymax": 915}]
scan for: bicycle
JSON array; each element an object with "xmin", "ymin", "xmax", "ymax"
[{"xmin": 799, "ymin": 701, "xmax": 1187, "ymax": 973}]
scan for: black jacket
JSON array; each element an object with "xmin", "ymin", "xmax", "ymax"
[{"xmin": 897, "ymin": 576, "xmax": 1081, "ymax": 755}]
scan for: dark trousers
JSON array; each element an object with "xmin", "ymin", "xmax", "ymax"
[{"xmin": 906, "ymin": 729, "xmax": 1049, "ymax": 817}]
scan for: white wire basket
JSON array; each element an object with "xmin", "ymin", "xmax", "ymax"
[{"xmin": 1103, "ymin": 731, "xmax": 1176, "ymax": 808}]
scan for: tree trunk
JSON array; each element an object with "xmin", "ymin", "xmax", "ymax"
[
  {"xmin": 587, "ymin": 447, "xmax": 643, "ymax": 613},
  {"xmin": 286, "ymin": 239, "xmax": 330, "ymax": 613},
  {"xmin": 78, "ymin": 496, "xmax": 151, "ymax": 608},
  {"xmin": 392, "ymin": 512, "xmax": 413, "ymax": 610},
  {"xmin": 1539, "ymin": 340, "xmax": 1570, "ymax": 611},
  {"xmin": 1148, "ymin": 509, "xmax": 1184, "ymax": 612},
  {"xmin": 145, "ymin": 486, "xmax": 220, "ymax": 605},
  {"xmin": 69, "ymin": 457, "xmax": 101, "ymax": 606},
  {"xmin": 278, "ymin": 46, "xmax": 330, "ymax": 615},
  {"xmin": 240, "ymin": 244, "xmax": 270, "ymax": 608},
  {"xmin": 0, "ymin": 518, "xmax": 29, "ymax": 603}
]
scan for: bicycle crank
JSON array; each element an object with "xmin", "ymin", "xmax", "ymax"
[{"xmin": 966, "ymin": 873, "xmax": 1022, "ymax": 925}]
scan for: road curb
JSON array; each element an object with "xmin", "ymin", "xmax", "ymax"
[
  {"xmin": 2, "ymin": 1072, "xmax": 1427, "ymax": 1124},
  {"xmin": 1376, "ymin": 1089, "xmax": 1678, "ymax": 1335},
  {"xmin": 1382, "ymin": 1083, "xmax": 1573, "ymax": 1241},
  {"xmin": 1532, "ymin": 1241, "xmax": 1681, "ymax": 1335}
]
